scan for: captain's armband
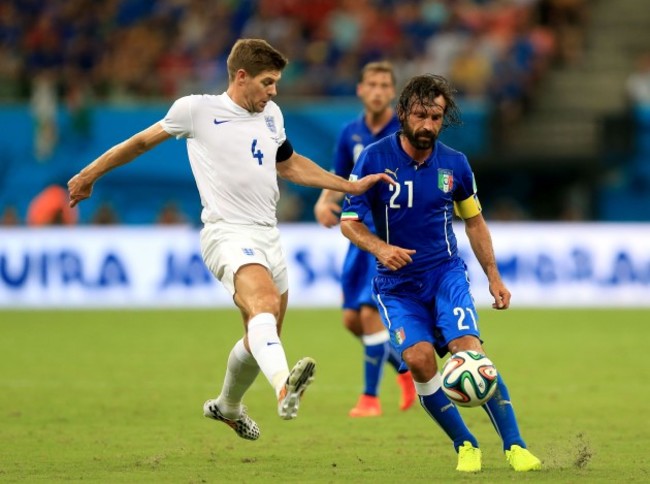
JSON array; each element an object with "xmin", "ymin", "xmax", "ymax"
[{"xmin": 453, "ymin": 194, "xmax": 482, "ymax": 220}]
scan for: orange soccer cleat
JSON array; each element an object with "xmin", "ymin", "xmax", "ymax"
[
  {"xmin": 348, "ymin": 394, "xmax": 382, "ymax": 417},
  {"xmin": 397, "ymin": 371, "xmax": 417, "ymax": 411}
]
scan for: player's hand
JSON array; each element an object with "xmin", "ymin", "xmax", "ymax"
[
  {"xmin": 376, "ymin": 245, "xmax": 416, "ymax": 271},
  {"xmin": 348, "ymin": 173, "xmax": 395, "ymax": 195},
  {"xmin": 489, "ymin": 281, "xmax": 511, "ymax": 310},
  {"xmin": 67, "ymin": 173, "xmax": 94, "ymax": 207},
  {"xmin": 314, "ymin": 200, "xmax": 341, "ymax": 228}
]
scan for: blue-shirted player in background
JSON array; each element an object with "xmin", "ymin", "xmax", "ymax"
[
  {"xmin": 340, "ymin": 74, "xmax": 542, "ymax": 472},
  {"xmin": 314, "ymin": 61, "xmax": 416, "ymax": 417}
]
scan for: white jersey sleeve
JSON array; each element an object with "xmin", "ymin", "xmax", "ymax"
[
  {"xmin": 160, "ymin": 95, "xmax": 195, "ymax": 139},
  {"xmin": 273, "ymin": 104, "xmax": 287, "ymax": 146}
]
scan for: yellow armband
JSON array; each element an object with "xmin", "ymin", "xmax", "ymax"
[{"xmin": 453, "ymin": 194, "xmax": 482, "ymax": 220}]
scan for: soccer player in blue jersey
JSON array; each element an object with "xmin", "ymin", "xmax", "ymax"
[
  {"xmin": 314, "ymin": 61, "xmax": 416, "ymax": 417},
  {"xmin": 340, "ymin": 74, "xmax": 542, "ymax": 472}
]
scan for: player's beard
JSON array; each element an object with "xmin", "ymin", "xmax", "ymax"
[{"xmin": 402, "ymin": 122, "xmax": 437, "ymax": 150}]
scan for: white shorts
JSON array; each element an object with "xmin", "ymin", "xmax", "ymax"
[{"xmin": 200, "ymin": 222, "xmax": 288, "ymax": 296}]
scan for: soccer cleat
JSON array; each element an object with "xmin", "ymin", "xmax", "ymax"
[
  {"xmin": 505, "ymin": 445, "xmax": 542, "ymax": 472},
  {"xmin": 456, "ymin": 441, "xmax": 482, "ymax": 472},
  {"xmin": 348, "ymin": 394, "xmax": 382, "ymax": 417},
  {"xmin": 203, "ymin": 400, "xmax": 260, "ymax": 441},
  {"xmin": 397, "ymin": 371, "xmax": 417, "ymax": 411},
  {"xmin": 278, "ymin": 357, "xmax": 316, "ymax": 420}
]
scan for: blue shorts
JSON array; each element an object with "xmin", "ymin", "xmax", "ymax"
[
  {"xmin": 341, "ymin": 243, "xmax": 377, "ymax": 310},
  {"xmin": 373, "ymin": 257, "xmax": 481, "ymax": 358}
]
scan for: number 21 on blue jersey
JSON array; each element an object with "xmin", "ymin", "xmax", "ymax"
[{"xmin": 389, "ymin": 181, "xmax": 414, "ymax": 208}]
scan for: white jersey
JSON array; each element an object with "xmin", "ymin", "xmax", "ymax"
[{"xmin": 160, "ymin": 93, "xmax": 287, "ymax": 226}]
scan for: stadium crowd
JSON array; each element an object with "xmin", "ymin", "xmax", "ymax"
[
  {"xmin": 1, "ymin": 0, "xmax": 587, "ymax": 113},
  {"xmin": 0, "ymin": 0, "xmax": 594, "ymax": 226}
]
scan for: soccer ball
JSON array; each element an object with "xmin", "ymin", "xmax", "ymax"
[{"xmin": 441, "ymin": 351, "xmax": 498, "ymax": 407}]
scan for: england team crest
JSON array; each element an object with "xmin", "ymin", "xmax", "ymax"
[
  {"xmin": 438, "ymin": 169, "xmax": 454, "ymax": 193},
  {"xmin": 265, "ymin": 116, "xmax": 277, "ymax": 134}
]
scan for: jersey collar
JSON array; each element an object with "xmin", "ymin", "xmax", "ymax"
[{"xmin": 222, "ymin": 91, "xmax": 262, "ymax": 117}]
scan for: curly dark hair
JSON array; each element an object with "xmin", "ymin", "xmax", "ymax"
[{"xmin": 396, "ymin": 74, "xmax": 462, "ymax": 130}]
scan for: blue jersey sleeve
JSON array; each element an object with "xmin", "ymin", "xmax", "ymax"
[
  {"xmin": 332, "ymin": 125, "xmax": 354, "ymax": 178},
  {"xmin": 340, "ymin": 150, "xmax": 373, "ymax": 223},
  {"xmin": 453, "ymin": 154, "xmax": 477, "ymax": 202}
]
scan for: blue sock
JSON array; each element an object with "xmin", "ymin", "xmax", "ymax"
[
  {"xmin": 482, "ymin": 374, "xmax": 526, "ymax": 451},
  {"xmin": 362, "ymin": 335, "xmax": 389, "ymax": 396},
  {"xmin": 386, "ymin": 344, "xmax": 404, "ymax": 372},
  {"xmin": 417, "ymin": 374, "xmax": 478, "ymax": 451}
]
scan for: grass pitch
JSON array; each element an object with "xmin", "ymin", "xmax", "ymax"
[{"xmin": 1, "ymin": 308, "xmax": 648, "ymax": 483}]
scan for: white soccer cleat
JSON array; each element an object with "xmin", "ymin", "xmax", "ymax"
[
  {"xmin": 278, "ymin": 357, "xmax": 316, "ymax": 420},
  {"xmin": 203, "ymin": 399, "xmax": 260, "ymax": 441}
]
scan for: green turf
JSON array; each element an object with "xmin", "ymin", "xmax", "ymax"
[{"xmin": 1, "ymin": 308, "xmax": 648, "ymax": 483}]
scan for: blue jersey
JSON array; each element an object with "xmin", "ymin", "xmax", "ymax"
[
  {"xmin": 342, "ymin": 132, "xmax": 479, "ymax": 277},
  {"xmin": 333, "ymin": 113, "xmax": 401, "ymax": 230},
  {"xmin": 334, "ymin": 113, "xmax": 400, "ymax": 310}
]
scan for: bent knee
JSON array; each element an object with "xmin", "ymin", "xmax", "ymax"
[
  {"xmin": 402, "ymin": 343, "xmax": 437, "ymax": 379},
  {"xmin": 342, "ymin": 310, "xmax": 362, "ymax": 337},
  {"xmin": 448, "ymin": 335, "xmax": 483, "ymax": 355}
]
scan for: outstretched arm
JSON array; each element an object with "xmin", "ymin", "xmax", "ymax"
[
  {"xmin": 277, "ymin": 152, "xmax": 394, "ymax": 195},
  {"xmin": 464, "ymin": 213, "xmax": 510, "ymax": 309},
  {"xmin": 68, "ymin": 122, "xmax": 172, "ymax": 207},
  {"xmin": 340, "ymin": 219, "xmax": 416, "ymax": 271}
]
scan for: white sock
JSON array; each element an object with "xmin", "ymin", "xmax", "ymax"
[
  {"xmin": 414, "ymin": 373, "xmax": 442, "ymax": 396},
  {"xmin": 247, "ymin": 313, "xmax": 290, "ymax": 397},
  {"xmin": 216, "ymin": 339, "xmax": 260, "ymax": 419},
  {"xmin": 361, "ymin": 329, "xmax": 390, "ymax": 345}
]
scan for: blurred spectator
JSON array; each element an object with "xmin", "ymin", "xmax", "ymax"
[
  {"xmin": 156, "ymin": 201, "xmax": 188, "ymax": 225},
  {"xmin": 1, "ymin": 205, "xmax": 20, "ymax": 225},
  {"xmin": 559, "ymin": 184, "xmax": 591, "ymax": 221},
  {"xmin": 26, "ymin": 184, "xmax": 78, "ymax": 226},
  {"xmin": 449, "ymin": 35, "xmax": 493, "ymax": 100},
  {"xmin": 0, "ymin": 44, "xmax": 21, "ymax": 99},
  {"xmin": 64, "ymin": 78, "xmax": 93, "ymax": 150},
  {"xmin": 30, "ymin": 71, "xmax": 59, "ymax": 161},
  {"xmin": 91, "ymin": 202, "xmax": 120, "ymax": 225},
  {"xmin": 537, "ymin": 0, "xmax": 588, "ymax": 66},
  {"xmin": 626, "ymin": 51, "xmax": 650, "ymax": 107}
]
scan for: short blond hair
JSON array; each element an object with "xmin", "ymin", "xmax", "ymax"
[{"xmin": 359, "ymin": 61, "xmax": 396, "ymax": 85}]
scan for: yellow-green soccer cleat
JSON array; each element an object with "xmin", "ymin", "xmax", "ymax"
[
  {"xmin": 505, "ymin": 445, "xmax": 542, "ymax": 471},
  {"xmin": 456, "ymin": 441, "xmax": 482, "ymax": 472}
]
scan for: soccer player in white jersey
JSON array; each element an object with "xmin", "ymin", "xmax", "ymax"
[{"xmin": 67, "ymin": 38, "xmax": 394, "ymax": 441}]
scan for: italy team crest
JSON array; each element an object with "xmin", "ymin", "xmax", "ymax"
[
  {"xmin": 438, "ymin": 169, "xmax": 454, "ymax": 193},
  {"xmin": 265, "ymin": 116, "xmax": 277, "ymax": 134},
  {"xmin": 391, "ymin": 327, "xmax": 406, "ymax": 346}
]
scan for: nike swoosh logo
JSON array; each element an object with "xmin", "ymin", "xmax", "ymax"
[
  {"xmin": 213, "ymin": 119, "xmax": 230, "ymax": 125},
  {"xmin": 266, "ymin": 341, "xmax": 281, "ymax": 346}
]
